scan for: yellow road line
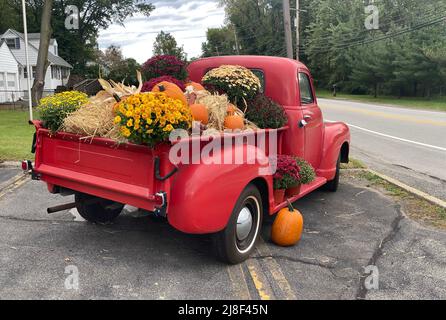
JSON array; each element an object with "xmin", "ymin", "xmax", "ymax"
[
  {"xmin": 245, "ymin": 258, "xmax": 274, "ymax": 300},
  {"xmin": 320, "ymin": 104, "xmax": 446, "ymax": 126},
  {"xmin": 226, "ymin": 264, "xmax": 251, "ymax": 300},
  {"xmin": 244, "ymin": 238, "xmax": 298, "ymax": 300},
  {"xmin": 0, "ymin": 174, "xmax": 29, "ymax": 200},
  {"xmin": 256, "ymin": 239, "xmax": 297, "ymax": 300}
]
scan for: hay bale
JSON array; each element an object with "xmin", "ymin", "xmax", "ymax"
[
  {"xmin": 196, "ymin": 93, "xmax": 229, "ymax": 131},
  {"xmin": 62, "ymin": 91, "xmax": 122, "ymax": 140},
  {"xmin": 62, "ymin": 72, "xmax": 144, "ymax": 141},
  {"xmin": 196, "ymin": 91, "xmax": 258, "ymax": 132}
]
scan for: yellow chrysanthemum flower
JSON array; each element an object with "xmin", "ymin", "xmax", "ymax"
[{"xmin": 113, "ymin": 92, "xmax": 192, "ymax": 145}]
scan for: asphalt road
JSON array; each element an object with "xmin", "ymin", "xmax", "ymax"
[
  {"xmin": 319, "ymin": 98, "xmax": 446, "ymax": 201},
  {"xmin": 1, "ymin": 167, "xmax": 445, "ymax": 300}
]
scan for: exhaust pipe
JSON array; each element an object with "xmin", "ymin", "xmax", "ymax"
[{"xmin": 47, "ymin": 202, "xmax": 76, "ymax": 214}]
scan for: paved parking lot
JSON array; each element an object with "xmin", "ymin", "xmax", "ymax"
[{"xmin": 0, "ymin": 167, "xmax": 445, "ymax": 300}]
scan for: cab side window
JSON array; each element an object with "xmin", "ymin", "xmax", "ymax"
[{"xmin": 298, "ymin": 73, "xmax": 314, "ymax": 105}]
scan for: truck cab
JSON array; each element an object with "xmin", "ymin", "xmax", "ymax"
[{"xmin": 188, "ymin": 56, "xmax": 349, "ymax": 186}]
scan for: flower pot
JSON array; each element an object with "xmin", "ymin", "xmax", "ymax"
[
  {"xmin": 274, "ymin": 189, "xmax": 286, "ymax": 204},
  {"xmin": 285, "ymin": 184, "xmax": 302, "ymax": 197}
]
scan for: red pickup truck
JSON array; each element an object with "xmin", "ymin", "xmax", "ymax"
[{"xmin": 27, "ymin": 56, "xmax": 350, "ymax": 264}]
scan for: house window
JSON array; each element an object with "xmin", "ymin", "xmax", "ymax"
[
  {"xmin": 0, "ymin": 74, "xmax": 5, "ymax": 88},
  {"xmin": 24, "ymin": 66, "xmax": 37, "ymax": 79},
  {"xmin": 61, "ymin": 67, "xmax": 69, "ymax": 79},
  {"xmin": 51, "ymin": 66, "xmax": 61, "ymax": 79},
  {"xmin": 7, "ymin": 73, "xmax": 16, "ymax": 88},
  {"xmin": 6, "ymin": 38, "xmax": 20, "ymax": 49}
]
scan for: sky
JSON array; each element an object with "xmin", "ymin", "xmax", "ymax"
[{"xmin": 97, "ymin": 0, "xmax": 226, "ymax": 63}]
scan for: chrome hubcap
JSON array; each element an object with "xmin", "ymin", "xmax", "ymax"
[{"xmin": 236, "ymin": 207, "xmax": 253, "ymax": 241}]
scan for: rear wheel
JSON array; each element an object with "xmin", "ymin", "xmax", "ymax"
[
  {"xmin": 75, "ymin": 193, "xmax": 124, "ymax": 223},
  {"xmin": 213, "ymin": 184, "xmax": 263, "ymax": 264},
  {"xmin": 323, "ymin": 154, "xmax": 341, "ymax": 192}
]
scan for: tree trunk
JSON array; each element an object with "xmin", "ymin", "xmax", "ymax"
[{"xmin": 31, "ymin": 0, "xmax": 53, "ymax": 106}]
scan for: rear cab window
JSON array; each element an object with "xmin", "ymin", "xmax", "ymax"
[
  {"xmin": 298, "ymin": 72, "xmax": 314, "ymax": 105},
  {"xmin": 250, "ymin": 69, "xmax": 265, "ymax": 93}
]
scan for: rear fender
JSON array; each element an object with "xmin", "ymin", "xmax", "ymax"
[
  {"xmin": 167, "ymin": 144, "xmax": 272, "ymax": 234},
  {"xmin": 318, "ymin": 122, "xmax": 350, "ymax": 180}
]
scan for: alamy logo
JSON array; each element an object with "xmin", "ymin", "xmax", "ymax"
[
  {"xmin": 64, "ymin": 265, "xmax": 79, "ymax": 290},
  {"xmin": 364, "ymin": 3, "xmax": 380, "ymax": 30},
  {"xmin": 65, "ymin": 5, "xmax": 79, "ymax": 30},
  {"xmin": 364, "ymin": 265, "xmax": 379, "ymax": 290}
]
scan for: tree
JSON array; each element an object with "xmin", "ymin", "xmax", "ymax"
[
  {"xmin": 350, "ymin": 40, "xmax": 394, "ymax": 97},
  {"xmin": 0, "ymin": 0, "xmax": 21, "ymax": 32},
  {"xmin": 201, "ymin": 27, "xmax": 235, "ymax": 57},
  {"xmin": 303, "ymin": 0, "xmax": 446, "ymax": 96},
  {"xmin": 32, "ymin": 0, "xmax": 53, "ymax": 106},
  {"xmin": 102, "ymin": 45, "xmax": 126, "ymax": 72},
  {"xmin": 100, "ymin": 45, "xmax": 140, "ymax": 85},
  {"xmin": 221, "ymin": 0, "xmax": 286, "ymax": 57},
  {"xmin": 1, "ymin": 1, "xmax": 155, "ymax": 76},
  {"xmin": 153, "ymin": 31, "xmax": 186, "ymax": 60}
]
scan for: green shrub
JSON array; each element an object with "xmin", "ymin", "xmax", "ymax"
[
  {"xmin": 37, "ymin": 91, "xmax": 88, "ymax": 132},
  {"xmin": 295, "ymin": 158, "xmax": 316, "ymax": 185},
  {"xmin": 245, "ymin": 94, "xmax": 288, "ymax": 129}
]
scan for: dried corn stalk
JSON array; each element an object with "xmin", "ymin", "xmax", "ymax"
[{"xmin": 98, "ymin": 70, "xmax": 143, "ymax": 99}]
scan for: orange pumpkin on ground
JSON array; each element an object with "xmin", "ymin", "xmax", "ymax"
[
  {"xmin": 190, "ymin": 103, "xmax": 209, "ymax": 125},
  {"xmin": 186, "ymin": 81, "xmax": 205, "ymax": 91},
  {"xmin": 271, "ymin": 200, "xmax": 304, "ymax": 247},
  {"xmin": 151, "ymin": 81, "xmax": 188, "ymax": 106},
  {"xmin": 224, "ymin": 104, "xmax": 244, "ymax": 130}
]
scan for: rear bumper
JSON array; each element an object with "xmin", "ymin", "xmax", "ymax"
[{"xmin": 36, "ymin": 164, "xmax": 162, "ymax": 212}]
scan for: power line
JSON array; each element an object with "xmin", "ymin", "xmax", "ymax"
[
  {"xmin": 302, "ymin": 4, "xmax": 446, "ymax": 46},
  {"xmin": 301, "ymin": 15, "xmax": 446, "ymax": 54},
  {"xmin": 302, "ymin": 10, "xmax": 445, "ymax": 52}
]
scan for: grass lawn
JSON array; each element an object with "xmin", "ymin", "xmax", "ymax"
[
  {"xmin": 316, "ymin": 89, "xmax": 446, "ymax": 112},
  {"xmin": 0, "ymin": 110, "xmax": 35, "ymax": 161}
]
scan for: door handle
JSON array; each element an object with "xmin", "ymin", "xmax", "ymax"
[
  {"xmin": 299, "ymin": 115, "xmax": 312, "ymax": 128},
  {"xmin": 299, "ymin": 119, "xmax": 308, "ymax": 128}
]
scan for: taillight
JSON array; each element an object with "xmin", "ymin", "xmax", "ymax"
[{"xmin": 21, "ymin": 160, "xmax": 32, "ymax": 171}]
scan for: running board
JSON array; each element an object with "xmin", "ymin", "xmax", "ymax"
[{"xmin": 272, "ymin": 176, "xmax": 327, "ymax": 213}]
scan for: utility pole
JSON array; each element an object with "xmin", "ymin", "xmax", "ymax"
[
  {"xmin": 295, "ymin": 0, "xmax": 300, "ymax": 61},
  {"xmin": 282, "ymin": 0, "xmax": 293, "ymax": 59},
  {"xmin": 233, "ymin": 27, "xmax": 240, "ymax": 55},
  {"xmin": 21, "ymin": 0, "xmax": 33, "ymax": 120}
]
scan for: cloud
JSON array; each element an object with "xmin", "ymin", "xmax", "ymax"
[{"xmin": 97, "ymin": 0, "xmax": 226, "ymax": 63}]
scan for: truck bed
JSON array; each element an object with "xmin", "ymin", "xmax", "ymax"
[{"xmin": 32, "ymin": 121, "xmax": 287, "ymax": 213}]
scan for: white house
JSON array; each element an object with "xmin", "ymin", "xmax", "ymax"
[
  {"xmin": 0, "ymin": 29, "xmax": 72, "ymax": 103},
  {"xmin": 0, "ymin": 41, "xmax": 20, "ymax": 103}
]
